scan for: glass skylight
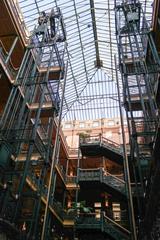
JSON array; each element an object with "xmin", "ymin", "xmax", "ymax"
[{"xmin": 17, "ymin": 0, "xmax": 153, "ymax": 120}]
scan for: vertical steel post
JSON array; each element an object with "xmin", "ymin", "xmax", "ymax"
[
  {"xmin": 115, "ymin": 55, "xmax": 137, "ymax": 240},
  {"xmin": 66, "ymin": 159, "xmax": 69, "ymax": 177},
  {"xmin": 41, "ymin": 61, "xmax": 68, "ymax": 240},
  {"xmin": 75, "ymin": 146, "xmax": 80, "ymax": 206}
]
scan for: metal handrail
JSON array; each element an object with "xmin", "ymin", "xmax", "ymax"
[
  {"xmin": 79, "ymin": 167, "xmax": 101, "ymax": 172},
  {"xmin": 56, "ymin": 163, "xmax": 66, "ymax": 181},
  {"xmin": 78, "ymin": 168, "xmax": 125, "ymax": 185},
  {"xmin": 0, "ymin": 47, "xmax": 18, "ymax": 79},
  {"xmin": 80, "ymin": 134, "xmax": 122, "ymax": 153},
  {"xmin": 103, "ymin": 170, "xmax": 125, "ymax": 184},
  {"xmin": 102, "ymin": 212, "xmax": 131, "ymax": 235},
  {"xmin": 0, "ymin": 40, "xmax": 19, "ymax": 71},
  {"xmin": 27, "ymin": 173, "xmax": 66, "ymax": 220},
  {"xmin": 66, "ymin": 175, "xmax": 77, "ymax": 184},
  {"xmin": 75, "ymin": 211, "xmax": 130, "ymax": 237},
  {"xmin": 102, "ymin": 136, "xmax": 121, "ymax": 149},
  {"xmin": 0, "ymin": 124, "xmax": 51, "ymax": 160},
  {"xmin": 68, "ymin": 148, "xmax": 79, "ymax": 156},
  {"xmin": 6, "ymin": 0, "xmax": 29, "ymax": 44}
]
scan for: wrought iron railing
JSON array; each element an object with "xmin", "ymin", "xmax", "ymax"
[
  {"xmin": 76, "ymin": 212, "xmax": 101, "ymax": 228},
  {"xmin": 56, "ymin": 164, "xmax": 66, "ymax": 181},
  {"xmin": 102, "ymin": 213, "xmax": 131, "ymax": 239},
  {"xmin": 68, "ymin": 148, "xmax": 79, "ymax": 156},
  {"xmin": 78, "ymin": 168, "xmax": 126, "ymax": 195},
  {"xmin": 0, "ymin": 46, "xmax": 18, "ymax": 80},
  {"xmin": 0, "ymin": 125, "xmax": 52, "ymax": 161},
  {"xmin": 27, "ymin": 173, "xmax": 66, "ymax": 220},
  {"xmin": 26, "ymin": 172, "xmax": 130, "ymax": 237},
  {"xmin": 6, "ymin": 0, "xmax": 29, "ymax": 43},
  {"xmin": 75, "ymin": 212, "xmax": 130, "ymax": 240},
  {"xmin": 80, "ymin": 134, "xmax": 123, "ymax": 155},
  {"xmin": 65, "ymin": 175, "xmax": 77, "ymax": 184}
]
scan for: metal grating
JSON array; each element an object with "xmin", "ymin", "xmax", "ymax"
[{"xmin": 17, "ymin": 0, "xmax": 153, "ymax": 120}]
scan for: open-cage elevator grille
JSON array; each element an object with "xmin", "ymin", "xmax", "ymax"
[{"xmin": 17, "ymin": 0, "xmax": 153, "ymax": 120}]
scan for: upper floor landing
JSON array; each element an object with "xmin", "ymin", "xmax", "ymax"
[{"xmin": 0, "ymin": 0, "xmax": 29, "ymax": 69}]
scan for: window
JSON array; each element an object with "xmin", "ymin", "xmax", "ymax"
[
  {"xmin": 124, "ymin": 120, "xmax": 128, "ymax": 125},
  {"xmin": 112, "ymin": 203, "xmax": 120, "ymax": 211},
  {"xmin": 105, "ymin": 201, "xmax": 109, "ymax": 207},
  {"xmin": 105, "ymin": 131, "xmax": 112, "ymax": 138},
  {"xmin": 64, "ymin": 123, "xmax": 72, "ymax": 129},
  {"xmin": 95, "ymin": 209, "xmax": 101, "ymax": 219},
  {"xmin": 69, "ymin": 170, "xmax": 73, "ymax": 176},
  {"xmin": 77, "ymin": 203, "xmax": 80, "ymax": 208},
  {"xmin": 67, "ymin": 200, "xmax": 71, "ymax": 208},
  {"xmin": 113, "ymin": 211, "xmax": 121, "ymax": 221},
  {"xmin": 94, "ymin": 202, "xmax": 101, "ymax": 208},
  {"xmin": 108, "ymin": 120, "xmax": 114, "ymax": 126},
  {"xmin": 94, "ymin": 202, "xmax": 101, "ymax": 219},
  {"xmin": 93, "ymin": 121, "xmax": 99, "ymax": 127},
  {"xmin": 112, "ymin": 203, "xmax": 121, "ymax": 222},
  {"xmin": 79, "ymin": 122, "xmax": 85, "ymax": 128}
]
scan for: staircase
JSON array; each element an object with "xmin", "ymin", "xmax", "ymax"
[
  {"xmin": 102, "ymin": 214, "xmax": 131, "ymax": 240},
  {"xmin": 78, "ymin": 168, "xmax": 126, "ymax": 196},
  {"xmin": 78, "ymin": 168, "xmax": 143, "ymax": 197},
  {"xmin": 102, "ymin": 172, "xmax": 126, "ymax": 196},
  {"xmin": 80, "ymin": 135, "xmax": 124, "ymax": 165},
  {"xmin": 75, "ymin": 212, "xmax": 131, "ymax": 240},
  {"xmin": 26, "ymin": 172, "xmax": 73, "ymax": 223}
]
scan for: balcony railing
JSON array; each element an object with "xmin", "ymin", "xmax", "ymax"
[
  {"xmin": 78, "ymin": 168, "xmax": 126, "ymax": 195},
  {"xmin": 26, "ymin": 172, "xmax": 131, "ymax": 236},
  {"xmin": 5, "ymin": 0, "xmax": 29, "ymax": 44},
  {"xmin": 26, "ymin": 172, "xmax": 77, "ymax": 222},
  {"xmin": 65, "ymin": 175, "xmax": 77, "ymax": 184},
  {"xmin": 80, "ymin": 134, "xmax": 123, "ymax": 155},
  {"xmin": 68, "ymin": 148, "xmax": 79, "ymax": 156},
  {"xmin": 102, "ymin": 213, "xmax": 131, "ymax": 239},
  {"xmin": 76, "ymin": 212, "xmax": 131, "ymax": 240},
  {"xmin": 0, "ymin": 122, "xmax": 53, "ymax": 163},
  {"xmin": 56, "ymin": 164, "xmax": 66, "ymax": 182},
  {"xmin": 54, "ymin": 165, "xmax": 126, "ymax": 193},
  {"xmin": 0, "ymin": 46, "xmax": 18, "ymax": 80}
]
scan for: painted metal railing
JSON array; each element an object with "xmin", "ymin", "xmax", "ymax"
[
  {"xmin": 68, "ymin": 148, "xmax": 79, "ymax": 156},
  {"xmin": 65, "ymin": 175, "xmax": 77, "ymax": 184},
  {"xmin": 0, "ymin": 46, "xmax": 18, "ymax": 80},
  {"xmin": 5, "ymin": 0, "xmax": 29, "ymax": 44},
  {"xmin": 26, "ymin": 172, "xmax": 76, "ymax": 223},
  {"xmin": 54, "ymin": 165, "xmax": 126, "ymax": 194},
  {"xmin": 76, "ymin": 212, "xmax": 131, "ymax": 240},
  {"xmin": 78, "ymin": 168, "xmax": 126, "ymax": 195},
  {"xmin": 80, "ymin": 134, "xmax": 123, "ymax": 155},
  {"xmin": 102, "ymin": 213, "xmax": 131, "ymax": 240},
  {"xmin": 26, "ymin": 172, "xmax": 130, "ymax": 238}
]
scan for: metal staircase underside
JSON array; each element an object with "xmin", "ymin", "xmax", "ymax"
[
  {"xmin": 80, "ymin": 135, "xmax": 124, "ymax": 165},
  {"xmin": 78, "ymin": 168, "xmax": 126, "ymax": 196},
  {"xmin": 75, "ymin": 213, "xmax": 131, "ymax": 240},
  {"xmin": 26, "ymin": 173, "xmax": 70, "ymax": 223},
  {"xmin": 78, "ymin": 168, "xmax": 142, "ymax": 197}
]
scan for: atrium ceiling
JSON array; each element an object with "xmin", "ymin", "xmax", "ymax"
[{"xmin": 17, "ymin": 0, "xmax": 153, "ymax": 120}]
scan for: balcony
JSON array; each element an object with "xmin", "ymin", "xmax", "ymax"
[
  {"xmin": 80, "ymin": 135, "xmax": 123, "ymax": 165},
  {"xmin": 0, "ymin": 0, "xmax": 27, "ymax": 70}
]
